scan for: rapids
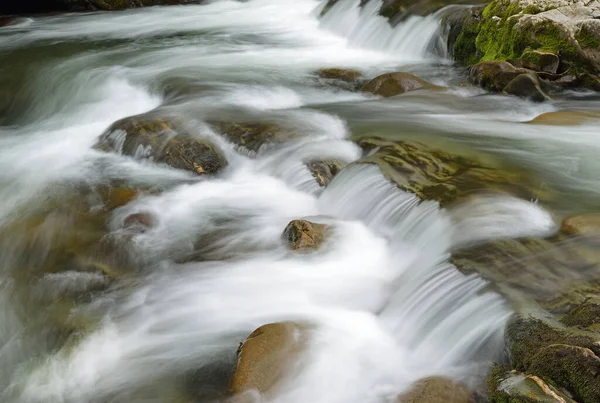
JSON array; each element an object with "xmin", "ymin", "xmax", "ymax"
[{"xmin": 0, "ymin": 0, "xmax": 599, "ymax": 402}]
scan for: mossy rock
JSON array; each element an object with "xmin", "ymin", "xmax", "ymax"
[
  {"xmin": 469, "ymin": 61, "xmax": 525, "ymax": 91},
  {"xmin": 355, "ymin": 136, "xmax": 549, "ymax": 207},
  {"xmin": 561, "ymin": 298, "xmax": 600, "ymax": 331},
  {"xmin": 529, "ymin": 344, "xmax": 600, "ymax": 403},
  {"xmin": 488, "ymin": 365, "xmax": 577, "ymax": 403},
  {"xmin": 449, "ymin": 0, "xmax": 600, "ymax": 90},
  {"xmin": 283, "ymin": 220, "xmax": 330, "ymax": 252},
  {"xmin": 230, "ymin": 322, "xmax": 311, "ymax": 395},
  {"xmin": 397, "ymin": 376, "xmax": 474, "ymax": 403},
  {"xmin": 307, "ymin": 160, "xmax": 345, "ymax": 187},
  {"xmin": 97, "ymin": 113, "xmax": 227, "ymax": 175},
  {"xmin": 361, "ymin": 72, "xmax": 445, "ymax": 97},
  {"xmin": 212, "ymin": 121, "xmax": 297, "ymax": 154},
  {"xmin": 504, "ymin": 73, "xmax": 551, "ymax": 102}
]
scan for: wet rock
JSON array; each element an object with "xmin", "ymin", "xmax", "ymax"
[
  {"xmin": 307, "ymin": 160, "xmax": 345, "ymax": 187},
  {"xmin": 560, "ymin": 214, "xmax": 600, "ymax": 237},
  {"xmin": 504, "ymin": 73, "xmax": 551, "ymax": 102},
  {"xmin": 230, "ymin": 322, "xmax": 310, "ymax": 394},
  {"xmin": 123, "ymin": 212, "xmax": 154, "ymax": 232},
  {"xmin": 213, "ymin": 121, "xmax": 297, "ymax": 153},
  {"xmin": 528, "ymin": 110, "xmax": 600, "ymax": 125},
  {"xmin": 519, "ymin": 50, "xmax": 560, "ymax": 74},
  {"xmin": 529, "ymin": 344, "xmax": 600, "ymax": 403},
  {"xmin": 97, "ymin": 113, "xmax": 227, "ymax": 176},
  {"xmin": 488, "ymin": 366, "xmax": 577, "ymax": 403},
  {"xmin": 355, "ymin": 136, "xmax": 549, "ymax": 207},
  {"xmin": 397, "ymin": 376, "xmax": 474, "ymax": 403},
  {"xmin": 360, "ymin": 72, "xmax": 444, "ymax": 97},
  {"xmin": 283, "ymin": 220, "xmax": 330, "ymax": 252},
  {"xmin": 317, "ymin": 68, "xmax": 363, "ymax": 82},
  {"xmin": 469, "ymin": 61, "xmax": 525, "ymax": 92}
]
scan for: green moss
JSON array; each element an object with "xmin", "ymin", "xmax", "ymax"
[
  {"xmin": 575, "ymin": 25, "xmax": 600, "ymax": 49},
  {"xmin": 522, "ymin": 5, "xmax": 541, "ymax": 14}
]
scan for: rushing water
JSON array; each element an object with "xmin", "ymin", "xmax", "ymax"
[{"xmin": 1, "ymin": 0, "xmax": 599, "ymax": 402}]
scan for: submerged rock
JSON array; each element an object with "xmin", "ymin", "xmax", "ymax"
[
  {"xmin": 97, "ymin": 113, "xmax": 227, "ymax": 176},
  {"xmin": 283, "ymin": 220, "xmax": 330, "ymax": 252},
  {"xmin": 398, "ymin": 377, "xmax": 474, "ymax": 403},
  {"xmin": 355, "ymin": 136, "xmax": 549, "ymax": 206},
  {"xmin": 230, "ymin": 322, "xmax": 310, "ymax": 395},
  {"xmin": 212, "ymin": 121, "xmax": 297, "ymax": 153},
  {"xmin": 361, "ymin": 72, "xmax": 444, "ymax": 97},
  {"xmin": 317, "ymin": 68, "xmax": 363, "ymax": 82},
  {"xmin": 528, "ymin": 110, "xmax": 600, "ymax": 125}
]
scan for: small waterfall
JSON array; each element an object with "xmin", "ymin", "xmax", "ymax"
[{"xmin": 317, "ymin": 0, "xmax": 450, "ymax": 61}]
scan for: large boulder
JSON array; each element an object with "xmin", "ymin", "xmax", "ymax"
[
  {"xmin": 230, "ymin": 322, "xmax": 311, "ymax": 395},
  {"xmin": 397, "ymin": 377, "xmax": 474, "ymax": 403},
  {"xmin": 283, "ymin": 220, "xmax": 330, "ymax": 252},
  {"xmin": 354, "ymin": 136, "xmax": 550, "ymax": 207},
  {"xmin": 97, "ymin": 113, "xmax": 227, "ymax": 176},
  {"xmin": 449, "ymin": 0, "xmax": 600, "ymax": 91},
  {"xmin": 361, "ymin": 72, "xmax": 444, "ymax": 97}
]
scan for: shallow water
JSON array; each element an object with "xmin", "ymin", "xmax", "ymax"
[{"xmin": 0, "ymin": 0, "xmax": 598, "ymax": 402}]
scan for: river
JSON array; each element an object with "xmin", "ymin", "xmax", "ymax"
[{"xmin": 0, "ymin": 0, "xmax": 599, "ymax": 402}]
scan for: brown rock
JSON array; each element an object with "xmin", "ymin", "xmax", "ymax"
[
  {"xmin": 307, "ymin": 160, "xmax": 345, "ymax": 187},
  {"xmin": 560, "ymin": 214, "xmax": 600, "ymax": 238},
  {"xmin": 230, "ymin": 322, "xmax": 310, "ymax": 395},
  {"xmin": 96, "ymin": 113, "xmax": 227, "ymax": 176},
  {"xmin": 469, "ymin": 61, "xmax": 524, "ymax": 92},
  {"xmin": 318, "ymin": 68, "xmax": 363, "ymax": 82},
  {"xmin": 123, "ymin": 212, "xmax": 154, "ymax": 231},
  {"xmin": 398, "ymin": 377, "xmax": 474, "ymax": 403},
  {"xmin": 361, "ymin": 72, "xmax": 444, "ymax": 97},
  {"xmin": 283, "ymin": 220, "xmax": 330, "ymax": 252},
  {"xmin": 488, "ymin": 366, "xmax": 577, "ymax": 403}
]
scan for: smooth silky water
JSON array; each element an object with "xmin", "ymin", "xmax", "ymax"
[{"xmin": 0, "ymin": 0, "xmax": 598, "ymax": 402}]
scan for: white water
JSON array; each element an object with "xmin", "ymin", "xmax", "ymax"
[{"xmin": 0, "ymin": 0, "xmax": 598, "ymax": 402}]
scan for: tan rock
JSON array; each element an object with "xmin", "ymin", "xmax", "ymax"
[
  {"xmin": 283, "ymin": 220, "xmax": 330, "ymax": 252},
  {"xmin": 230, "ymin": 322, "xmax": 310, "ymax": 395},
  {"xmin": 397, "ymin": 377, "xmax": 474, "ymax": 403}
]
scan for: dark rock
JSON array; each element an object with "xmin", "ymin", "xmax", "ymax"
[
  {"xmin": 504, "ymin": 73, "xmax": 551, "ymax": 102},
  {"xmin": 97, "ymin": 113, "xmax": 227, "ymax": 176},
  {"xmin": 360, "ymin": 72, "xmax": 444, "ymax": 97},
  {"xmin": 283, "ymin": 220, "xmax": 330, "ymax": 252},
  {"xmin": 469, "ymin": 61, "xmax": 524, "ymax": 92}
]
